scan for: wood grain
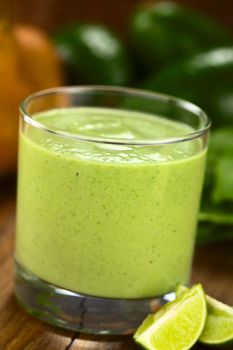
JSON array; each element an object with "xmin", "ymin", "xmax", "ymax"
[
  {"xmin": 0, "ymin": 180, "xmax": 232, "ymax": 349},
  {"xmin": 69, "ymin": 335, "xmax": 209, "ymax": 350},
  {"xmin": 192, "ymin": 243, "xmax": 233, "ymax": 305}
]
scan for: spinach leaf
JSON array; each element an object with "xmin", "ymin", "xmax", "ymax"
[
  {"xmin": 212, "ymin": 156, "xmax": 233, "ymax": 202},
  {"xmin": 199, "ymin": 127, "xmax": 233, "ymax": 244},
  {"xmin": 197, "ymin": 222, "xmax": 233, "ymax": 245}
]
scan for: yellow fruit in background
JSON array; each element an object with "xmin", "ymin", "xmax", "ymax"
[
  {"xmin": 13, "ymin": 24, "xmax": 63, "ymax": 90},
  {"xmin": 0, "ymin": 22, "xmax": 63, "ymax": 175}
]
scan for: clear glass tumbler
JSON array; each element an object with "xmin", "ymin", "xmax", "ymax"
[{"xmin": 15, "ymin": 86, "xmax": 210, "ymax": 334}]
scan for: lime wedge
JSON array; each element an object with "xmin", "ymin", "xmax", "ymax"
[
  {"xmin": 176, "ymin": 285, "xmax": 189, "ymax": 296},
  {"xmin": 199, "ymin": 295, "xmax": 233, "ymax": 346},
  {"xmin": 133, "ymin": 284, "xmax": 206, "ymax": 350},
  {"xmin": 176, "ymin": 284, "xmax": 233, "ymax": 346}
]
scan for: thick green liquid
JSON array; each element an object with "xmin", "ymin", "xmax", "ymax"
[{"xmin": 16, "ymin": 107, "xmax": 206, "ymax": 298}]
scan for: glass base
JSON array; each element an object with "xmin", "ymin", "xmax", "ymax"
[{"xmin": 14, "ymin": 261, "xmax": 176, "ymax": 335}]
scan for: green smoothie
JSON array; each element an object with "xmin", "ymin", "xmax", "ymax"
[{"xmin": 16, "ymin": 107, "xmax": 206, "ymax": 298}]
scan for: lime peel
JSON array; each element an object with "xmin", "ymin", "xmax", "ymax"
[
  {"xmin": 134, "ymin": 284, "xmax": 206, "ymax": 350},
  {"xmin": 199, "ymin": 295, "xmax": 233, "ymax": 346},
  {"xmin": 177, "ymin": 284, "xmax": 233, "ymax": 346}
]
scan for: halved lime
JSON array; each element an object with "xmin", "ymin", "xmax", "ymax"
[
  {"xmin": 133, "ymin": 284, "xmax": 206, "ymax": 350},
  {"xmin": 176, "ymin": 284, "xmax": 233, "ymax": 346}
]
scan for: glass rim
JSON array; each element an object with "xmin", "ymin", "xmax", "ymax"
[{"xmin": 20, "ymin": 86, "xmax": 211, "ymax": 146}]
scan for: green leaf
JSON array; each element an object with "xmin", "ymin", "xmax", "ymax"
[
  {"xmin": 197, "ymin": 223, "xmax": 233, "ymax": 245},
  {"xmin": 206, "ymin": 127, "xmax": 233, "ymax": 173},
  {"xmin": 199, "ymin": 210, "xmax": 233, "ymax": 225},
  {"xmin": 202, "ymin": 127, "xmax": 233, "ymax": 206},
  {"xmin": 200, "ymin": 193, "xmax": 233, "ymax": 225},
  {"xmin": 212, "ymin": 156, "xmax": 233, "ymax": 203},
  {"xmin": 208, "ymin": 128, "xmax": 233, "ymax": 161}
]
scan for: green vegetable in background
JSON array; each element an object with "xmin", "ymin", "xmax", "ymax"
[
  {"xmin": 197, "ymin": 223, "xmax": 233, "ymax": 245},
  {"xmin": 198, "ymin": 128, "xmax": 233, "ymax": 244},
  {"xmin": 54, "ymin": 24, "xmax": 132, "ymax": 86},
  {"xmin": 52, "ymin": 2, "xmax": 233, "ymax": 245},
  {"xmin": 143, "ymin": 47, "xmax": 233, "ymax": 127},
  {"xmin": 130, "ymin": 1, "xmax": 232, "ymax": 71},
  {"xmin": 213, "ymin": 157, "xmax": 233, "ymax": 203},
  {"xmin": 206, "ymin": 128, "xmax": 233, "ymax": 194},
  {"xmin": 206, "ymin": 128, "xmax": 233, "ymax": 203}
]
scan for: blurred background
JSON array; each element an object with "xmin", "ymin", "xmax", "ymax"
[
  {"xmin": 10, "ymin": 0, "xmax": 233, "ymax": 34},
  {"xmin": 0, "ymin": 0, "xmax": 233, "ymax": 245}
]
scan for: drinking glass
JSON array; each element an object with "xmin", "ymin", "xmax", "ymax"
[{"xmin": 15, "ymin": 86, "xmax": 210, "ymax": 334}]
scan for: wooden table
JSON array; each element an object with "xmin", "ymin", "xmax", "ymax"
[{"xmin": 0, "ymin": 177, "xmax": 232, "ymax": 350}]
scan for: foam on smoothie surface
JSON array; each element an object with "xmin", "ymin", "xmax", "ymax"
[{"xmin": 31, "ymin": 107, "xmax": 200, "ymax": 163}]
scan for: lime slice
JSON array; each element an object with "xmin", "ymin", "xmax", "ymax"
[
  {"xmin": 176, "ymin": 284, "xmax": 189, "ymax": 295},
  {"xmin": 176, "ymin": 285, "xmax": 233, "ymax": 346},
  {"xmin": 133, "ymin": 284, "xmax": 206, "ymax": 350},
  {"xmin": 199, "ymin": 295, "xmax": 233, "ymax": 346}
]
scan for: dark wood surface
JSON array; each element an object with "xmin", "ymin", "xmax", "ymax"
[{"xmin": 0, "ymin": 177, "xmax": 233, "ymax": 350}]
